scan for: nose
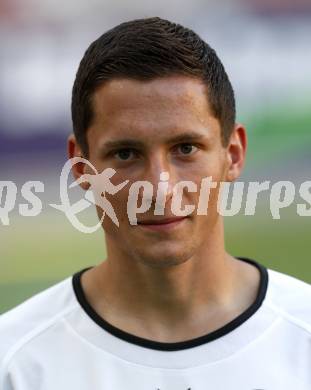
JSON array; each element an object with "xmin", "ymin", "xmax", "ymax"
[{"xmin": 143, "ymin": 152, "xmax": 176, "ymax": 208}]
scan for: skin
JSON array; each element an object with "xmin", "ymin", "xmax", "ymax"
[{"xmin": 68, "ymin": 75, "xmax": 260, "ymax": 342}]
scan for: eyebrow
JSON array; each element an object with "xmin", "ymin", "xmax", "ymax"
[{"xmin": 99, "ymin": 132, "xmax": 208, "ymax": 153}]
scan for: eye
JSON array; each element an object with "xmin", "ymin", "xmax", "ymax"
[
  {"xmin": 176, "ymin": 143, "xmax": 198, "ymax": 155},
  {"xmin": 114, "ymin": 148, "xmax": 138, "ymax": 161}
]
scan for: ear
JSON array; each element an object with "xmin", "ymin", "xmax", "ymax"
[
  {"xmin": 67, "ymin": 133, "xmax": 90, "ymax": 191},
  {"xmin": 224, "ymin": 123, "xmax": 247, "ymax": 182}
]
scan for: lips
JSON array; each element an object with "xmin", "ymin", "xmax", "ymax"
[{"xmin": 137, "ymin": 216, "xmax": 187, "ymax": 225}]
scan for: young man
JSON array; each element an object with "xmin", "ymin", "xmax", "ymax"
[{"xmin": 0, "ymin": 17, "xmax": 310, "ymax": 389}]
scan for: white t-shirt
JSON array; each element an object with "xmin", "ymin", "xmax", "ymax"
[{"xmin": 0, "ymin": 257, "xmax": 310, "ymax": 389}]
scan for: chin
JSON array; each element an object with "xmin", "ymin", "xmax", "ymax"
[{"xmin": 134, "ymin": 243, "xmax": 196, "ymax": 269}]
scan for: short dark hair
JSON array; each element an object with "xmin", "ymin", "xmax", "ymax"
[{"xmin": 71, "ymin": 17, "xmax": 236, "ymax": 157}]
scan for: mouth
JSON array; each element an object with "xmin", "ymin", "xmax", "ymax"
[{"xmin": 137, "ymin": 216, "xmax": 188, "ymax": 231}]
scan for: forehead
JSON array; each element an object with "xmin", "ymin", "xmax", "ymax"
[{"xmin": 88, "ymin": 75, "xmax": 220, "ymax": 144}]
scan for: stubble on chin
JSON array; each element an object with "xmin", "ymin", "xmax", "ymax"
[{"xmin": 129, "ymin": 238, "xmax": 199, "ymax": 269}]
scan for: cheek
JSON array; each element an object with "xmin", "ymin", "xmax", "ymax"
[
  {"xmin": 185, "ymin": 151, "xmax": 226, "ymax": 181},
  {"xmin": 93, "ymin": 186, "xmax": 131, "ymax": 235},
  {"xmin": 188, "ymin": 176, "xmax": 224, "ymax": 218},
  {"xmin": 106, "ymin": 188, "xmax": 129, "ymax": 218}
]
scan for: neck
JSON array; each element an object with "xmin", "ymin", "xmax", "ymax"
[
  {"xmin": 80, "ymin": 218, "xmax": 260, "ymax": 342},
  {"xmin": 105, "ymin": 224, "xmax": 233, "ymax": 314}
]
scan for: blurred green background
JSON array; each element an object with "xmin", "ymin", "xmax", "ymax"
[{"xmin": 1, "ymin": 196, "xmax": 310, "ymax": 314}]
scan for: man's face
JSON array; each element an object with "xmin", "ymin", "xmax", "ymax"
[{"xmin": 83, "ymin": 75, "xmax": 237, "ymax": 267}]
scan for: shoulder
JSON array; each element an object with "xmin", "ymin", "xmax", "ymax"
[
  {"xmin": 0, "ymin": 276, "xmax": 78, "ymax": 369},
  {"xmin": 265, "ymin": 266, "xmax": 311, "ymax": 333}
]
